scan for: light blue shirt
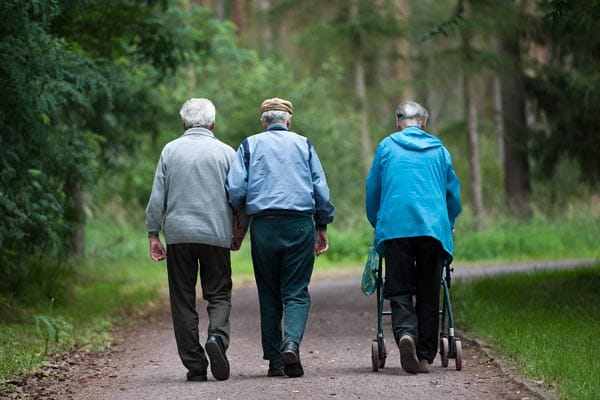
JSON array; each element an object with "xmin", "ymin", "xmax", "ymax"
[
  {"xmin": 365, "ymin": 125, "xmax": 462, "ymax": 257},
  {"xmin": 226, "ymin": 125, "xmax": 334, "ymax": 229}
]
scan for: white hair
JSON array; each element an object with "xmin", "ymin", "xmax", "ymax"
[
  {"xmin": 261, "ymin": 110, "xmax": 290, "ymax": 126},
  {"xmin": 396, "ymin": 101, "xmax": 429, "ymax": 121},
  {"xmin": 179, "ymin": 98, "xmax": 215, "ymax": 129}
]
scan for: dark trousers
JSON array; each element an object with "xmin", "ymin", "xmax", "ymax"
[
  {"xmin": 384, "ymin": 237, "xmax": 444, "ymax": 363},
  {"xmin": 250, "ymin": 216, "xmax": 315, "ymax": 362},
  {"xmin": 166, "ymin": 243, "xmax": 232, "ymax": 373}
]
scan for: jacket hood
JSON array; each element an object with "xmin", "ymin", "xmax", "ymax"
[{"xmin": 390, "ymin": 125, "xmax": 442, "ymax": 151}]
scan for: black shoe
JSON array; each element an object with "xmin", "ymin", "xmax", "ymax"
[
  {"xmin": 267, "ymin": 360, "xmax": 285, "ymax": 377},
  {"xmin": 281, "ymin": 341, "xmax": 304, "ymax": 378},
  {"xmin": 205, "ymin": 335, "xmax": 230, "ymax": 381},
  {"xmin": 186, "ymin": 370, "xmax": 207, "ymax": 382}
]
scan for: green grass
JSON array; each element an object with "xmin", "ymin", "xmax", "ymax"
[
  {"xmin": 0, "ymin": 216, "xmax": 166, "ymax": 385},
  {"xmin": 452, "ymin": 266, "xmax": 600, "ymax": 400},
  {"xmin": 455, "ymin": 212, "xmax": 600, "ymax": 262}
]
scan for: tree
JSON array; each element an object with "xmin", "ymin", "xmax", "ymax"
[
  {"xmin": 0, "ymin": 0, "xmax": 218, "ymax": 295},
  {"xmin": 528, "ymin": 0, "xmax": 600, "ymax": 184}
]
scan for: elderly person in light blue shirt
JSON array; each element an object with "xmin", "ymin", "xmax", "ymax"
[
  {"xmin": 366, "ymin": 101, "xmax": 461, "ymax": 375},
  {"xmin": 226, "ymin": 97, "xmax": 334, "ymax": 378}
]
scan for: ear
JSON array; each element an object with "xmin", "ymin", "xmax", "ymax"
[
  {"xmin": 286, "ymin": 115, "xmax": 292, "ymax": 128},
  {"xmin": 209, "ymin": 121, "xmax": 216, "ymax": 131},
  {"xmin": 420, "ymin": 118, "xmax": 428, "ymax": 129},
  {"xmin": 396, "ymin": 117, "xmax": 403, "ymax": 130}
]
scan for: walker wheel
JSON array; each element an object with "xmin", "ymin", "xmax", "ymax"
[
  {"xmin": 454, "ymin": 339, "xmax": 462, "ymax": 371},
  {"xmin": 371, "ymin": 341, "xmax": 379, "ymax": 372},
  {"xmin": 378, "ymin": 340, "xmax": 386, "ymax": 369},
  {"xmin": 440, "ymin": 337, "xmax": 449, "ymax": 368}
]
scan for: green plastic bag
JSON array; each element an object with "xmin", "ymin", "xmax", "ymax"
[{"xmin": 361, "ymin": 245, "xmax": 379, "ymax": 296}]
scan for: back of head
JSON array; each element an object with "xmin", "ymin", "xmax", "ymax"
[
  {"xmin": 180, "ymin": 98, "xmax": 215, "ymax": 129},
  {"xmin": 396, "ymin": 101, "xmax": 429, "ymax": 122}
]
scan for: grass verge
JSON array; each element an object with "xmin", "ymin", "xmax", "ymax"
[{"xmin": 452, "ymin": 265, "xmax": 600, "ymax": 400}]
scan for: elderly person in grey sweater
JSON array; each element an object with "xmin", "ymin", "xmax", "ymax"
[{"xmin": 145, "ymin": 98, "xmax": 239, "ymax": 382}]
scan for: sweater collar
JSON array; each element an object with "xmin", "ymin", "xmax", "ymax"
[{"xmin": 183, "ymin": 127, "xmax": 215, "ymax": 138}]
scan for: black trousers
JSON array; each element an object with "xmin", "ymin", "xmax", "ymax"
[
  {"xmin": 166, "ymin": 243, "xmax": 232, "ymax": 373},
  {"xmin": 383, "ymin": 237, "xmax": 444, "ymax": 363}
]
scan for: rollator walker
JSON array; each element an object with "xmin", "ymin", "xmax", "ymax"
[{"xmin": 363, "ymin": 247, "xmax": 462, "ymax": 371}]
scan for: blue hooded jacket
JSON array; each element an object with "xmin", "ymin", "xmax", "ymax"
[{"xmin": 365, "ymin": 125, "xmax": 462, "ymax": 257}]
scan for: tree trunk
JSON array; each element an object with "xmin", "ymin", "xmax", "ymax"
[
  {"xmin": 66, "ymin": 178, "xmax": 85, "ymax": 258},
  {"xmin": 493, "ymin": 72, "xmax": 505, "ymax": 167},
  {"xmin": 258, "ymin": 0, "xmax": 274, "ymax": 54},
  {"xmin": 394, "ymin": 0, "xmax": 413, "ymax": 101},
  {"xmin": 498, "ymin": 26, "xmax": 532, "ymax": 220},
  {"xmin": 461, "ymin": 1, "xmax": 484, "ymax": 230},
  {"xmin": 351, "ymin": 0, "xmax": 373, "ymax": 175},
  {"xmin": 464, "ymin": 73, "xmax": 484, "ymax": 230}
]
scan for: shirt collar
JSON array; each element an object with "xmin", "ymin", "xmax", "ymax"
[{"xmin": 266, "ymin": 124, "xmax": 288, "ymax": 131}]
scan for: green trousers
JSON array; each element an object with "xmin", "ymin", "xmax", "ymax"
[{"xmin": 250, "ymin": 216, "xmax": 315, "ymax": 362}]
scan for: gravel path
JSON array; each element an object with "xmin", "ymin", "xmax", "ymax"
[{"xmin": 9, "ymin": 259, "xmax": 596, "ymax": 400}]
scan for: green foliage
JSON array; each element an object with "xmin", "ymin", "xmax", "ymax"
[
  {"xmin": 453, "ymin": 266, "xmax": 600, "ymax": 399},
  {"xmin": 528, "ymin": 0, "xmax": 600, "ymax": 182},
  {"xmin": 0, "ymin": 0, "xmax": 220, "ymax": 296},
  {"xmin": 33, "ymin": 314, "xmax": 73, "ymax": 356},
  {"xmin": 0, "ymin": 214, "xmax": 165, "ymax": 384}
]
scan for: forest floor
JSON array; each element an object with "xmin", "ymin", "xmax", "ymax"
[{"xmin": 5, "ymin": 259, "xmax": 596, "ymax": 400}]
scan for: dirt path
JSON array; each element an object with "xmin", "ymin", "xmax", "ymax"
[{"xmin": 9, "ymin": 259, "xmax": 596, "ymax": 400}]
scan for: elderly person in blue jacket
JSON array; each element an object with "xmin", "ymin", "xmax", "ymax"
[
  {"xmin": 365, "ymin": 101, "xmax": 462, "ymax": 374},
  {"xmin": 226, "ymin": 97, "xmax": 334, "ymax": 378}
]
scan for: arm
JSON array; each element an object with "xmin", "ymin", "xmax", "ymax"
[
  {"xmin": 308, "ymin": 143, "xmax": 334, "ymax": 230},
  {"xmin": 365, "ymin": 147, "xmax": 383, "ymax": 228},
  {"xmin": 445, "ymin": 153, "xmax": 462, "ymax": 228},
  {"xmin": 225, "ymin": 141, "xmax": 250, "ymax": 212},
  {"xmin": 145, "ymin": 154, "xmax": 167, "ymax": 262}
]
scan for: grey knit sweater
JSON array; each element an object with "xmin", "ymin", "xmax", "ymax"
[{"xmin": 145, "ymin": 127, "xmax": 236, "ymax": 248}]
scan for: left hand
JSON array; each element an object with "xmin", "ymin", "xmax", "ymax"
[{"xmin": 314, "ymin": 230, "xmax": 329, "ymax": 256}]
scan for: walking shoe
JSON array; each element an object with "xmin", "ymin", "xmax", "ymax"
[
  {"xmin": 281, "ymin": 341, "xmax": 304, "ymax": 377},
  {"xmin": 419, "ymin": 359, "xmax": 431, "ymax": 373},
  {"xmin": 268, "ymin": 360, "xmax": 285, "ymax": 377},
  {"xmin": 205, "ymin": 335, "xmax": 230, "ymax": 381},
  {"xmin": 186, "ymin": 369, "xmax": 207, "ymax": 382},
  {"xmin": 399, "ymin": 335, "xmax": 419, "ymax": 374}
]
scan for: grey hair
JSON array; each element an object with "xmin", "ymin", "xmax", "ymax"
[
  {"xmin": 179, "ymin": 98, "xmax": 216, "ymax": 129},
  {"xmin": 396, "ymin": 101, "xmax": 430, "ymax": 121},
  {"xmin": 261, "ymin": 110, "xmax": 290, "ymax": 126}
]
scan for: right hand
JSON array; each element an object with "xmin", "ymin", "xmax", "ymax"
[{"xmin": 149, "ymin": 237, "xmax": 166, "ymax": 261}]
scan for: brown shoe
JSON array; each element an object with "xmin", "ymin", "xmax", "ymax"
[
  {"xmin": 399, "ymin": 335, "xmax": 419, "ymax": 374},
  {"xmin": 419, "ymin": 359, "xmax": 431, "ymax": 373}
]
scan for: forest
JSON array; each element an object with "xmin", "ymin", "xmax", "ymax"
[{"xmin": 1, "ymin": 0, "xmax": 599, "ymax": 296}]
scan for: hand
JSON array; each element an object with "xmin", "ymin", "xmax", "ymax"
[
  {"xmin": 230, "ymin": 217, "xmax": 248, "ymax": 251},
  {"xmin": 149, "ymin": 236, "xmax": 166, "ymax": 261},
  {"xmin": 314, "ymin": 230, "xmax": 329, "ymax": 256},
  {"xmin": 231, "ymin": 234, "xmax": 245, "ymax": 251}
]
